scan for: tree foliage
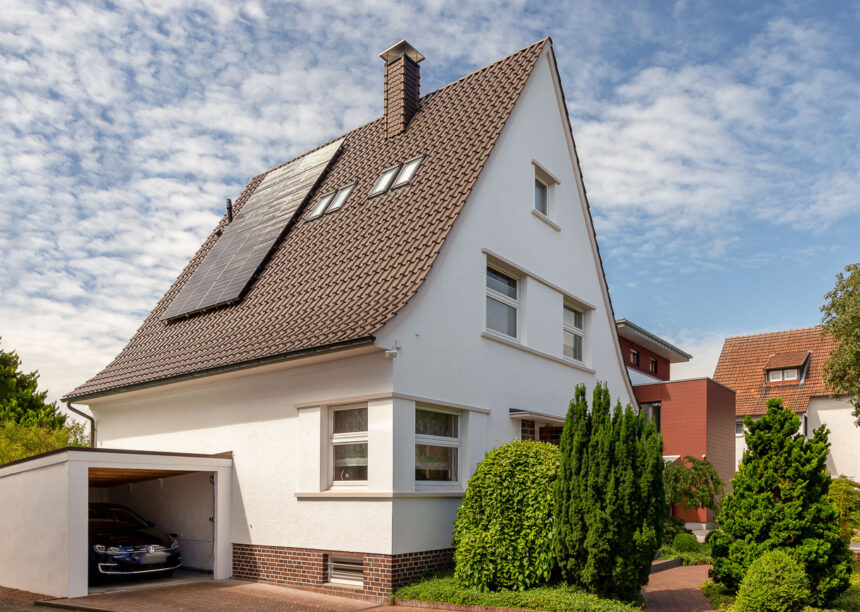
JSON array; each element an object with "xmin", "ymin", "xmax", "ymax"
[
  {"xmin": 829, "ymin": 476, "xmax": 860, "ymax": 541},
  {"xmin": 453, "ymin": 440, "xmax": 560, "ymax": 591},
  {"xmin": 710, "ymin": 399, "xmax": 851, "ymax": 605},
  {"xmin": 0, "ymin": 421, "xmax": 89, "ymax": 465},
  {"xmin": 553, "ymin": 383, "xmax": 665, "ymax": 602},
  {"xmin": 663, "ymin": 455, "xmax": 724, "ymax": 514},
  {"xmin": 820, "ymin": 262, "xmax": 860, "ymax": 426},
  {"xmin": 0, "ymin": 338, "xmax": 66, "ymax": 428}
]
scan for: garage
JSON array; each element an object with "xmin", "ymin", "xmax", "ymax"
[{"xmin": 0, "ymin": 447, "xmax": 233, "ymax": 598}]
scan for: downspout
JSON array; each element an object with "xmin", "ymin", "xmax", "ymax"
[{"xmin": 66, "ymin": 401, "xmax": 95, "ymax": 448}]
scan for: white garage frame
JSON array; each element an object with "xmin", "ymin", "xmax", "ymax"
[{"xmin": 0, "ymin": 448, "xmax": 232, "ymax": 598}]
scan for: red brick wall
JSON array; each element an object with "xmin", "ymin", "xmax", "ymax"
[
  {"xmin": 619, "ymin": 337, "xmax": 670, "ymax": 380},
  {"xmin": 232, "ymin": 544, "xmax": 453, "ymax": 602},
  {"xmin": 634, "ymin": 378, "xmax": 735, "ymax": 523}
]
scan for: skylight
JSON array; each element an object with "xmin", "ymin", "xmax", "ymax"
[
  {"xmin": 369, "ymin": 165, "xmax": 401, "ymax": 197},
  {"xmin": 307, "ymin": 183, "xmax": 355, "ymax": 220},
  {"xmin": 392, "ymin": 155, "xmax": 424, "ymax": 188}
]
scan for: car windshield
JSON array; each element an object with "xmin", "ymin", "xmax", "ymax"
[{"xmin": 89, "ymin": 506, "xmax": 150, "ymax": 528}]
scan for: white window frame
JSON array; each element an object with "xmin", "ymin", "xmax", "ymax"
[
  {"xmin": 735, "ymin": 420, "xmax": 744, "ymax": 436},
  {"xmin": 562, "ymin": 304, "xmax": 585, "ymax": 364},
  {"xmin": 531, "ymin": 160, "xmax": 560, "ymax": 224},
  {"xmin": 327, "ymin": 555, "xmax": 364, "ymax": 586},
  {"xmin": 415, "ymin": 405, "xmax": 461, "ymax": 488},
  {"xmin": 485, "ymin": 265, "xmax": 519, "ymax": 341},
  {"xmin": 534, "ymin": 177, "xmax": 548, "ymax": 215},
  {"xmin": 783, "ymin": 368, "xmax": 798, "ymax": 381},
  {"xmin": 329, "ymin": 403, "xmax": 368, "ymax": 489},
  {"xmin": 768, "ymin": 369, "xmax": 783, "ymax": 382},
  {"xmin": 368, "ymin": 164, "xmax": 401, "ymax": 197}
]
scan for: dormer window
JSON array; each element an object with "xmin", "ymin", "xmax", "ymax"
[
  {"xmin": 308, "ymin": 183, "xmax": 356, "ymax": 219},
  {"xmin": 768, "ymin": 368, "xmax": 799, "ymax": 383}
]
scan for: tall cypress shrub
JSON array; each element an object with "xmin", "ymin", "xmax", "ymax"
[
  {"xmin": 554, "ymin": 382, "xmax": 665, "ymax": 601},
  {"xmin": 710, "ymin": 399, "xmax": 851, "ymax": 606}
]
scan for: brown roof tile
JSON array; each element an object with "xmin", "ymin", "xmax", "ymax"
[
  {"xmin": 65, "ymin": 39, "xmax": 549, "ymax": 401},
  {"xmin": 713, "ymin": 326, "xmax": 838, "ymax": 416}
]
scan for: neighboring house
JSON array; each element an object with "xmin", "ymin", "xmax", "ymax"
[
  {"xmin": 0, "ymin": 39, "xmax": 636, "ymax": 600},
  {"xmin": 617, "ymin": 319, "xmax": 735, "ymax": 532},
  {"xmin": 714, "ymin": 326, "xmax": 858, "ymax": 479}
]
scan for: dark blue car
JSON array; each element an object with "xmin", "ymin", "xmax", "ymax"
[{"xmin": 89, "ymin": 503, "xmax": 181, "ymax": 581}]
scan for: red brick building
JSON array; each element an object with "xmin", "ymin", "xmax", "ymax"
[{"xmin": 617, "ymin": 319, "xmax": 736, "ymax": 531}]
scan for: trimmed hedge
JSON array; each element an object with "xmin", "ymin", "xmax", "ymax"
[
  {"xmin": 736, "ymin": 550, "xmax": 810, "ymax": 612},
  {"xmin": 673, "ymin": 533, "xmax": 699, "ymax": 553},
  {"xmin": 453, "ymin": 440, "xmax": 560, "ymax": 591}
]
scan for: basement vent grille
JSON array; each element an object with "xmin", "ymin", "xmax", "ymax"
[{"xmin": 328, "ymin": 556, "xmax": 364, "ymax": 586}]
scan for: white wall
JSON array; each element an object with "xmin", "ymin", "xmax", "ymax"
[
  {"xmin": 89, "ymin": 350, "xmax": 396, "ymax": 555},
  {"xmin": 807, "ymin": 397, "xmax": 859, "ymax": 479},
  {"xmin": 376, "ymin": 46, "xmax": 632, "ymax": 451},
  {"xmin": 0, "ymin": 461, "xmax": 71, "ymax": 597},
  {"xmin": 105, "ymin": 471, "xmax": 215, "ymax": 571}
]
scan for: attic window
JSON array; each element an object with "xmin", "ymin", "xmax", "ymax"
[
  {"xmin": 369, "ymin": 165, "xmax": 401, "ymax": 197},
  {"xmin": 392, "ymin": 155, "xmax": 424, "ymax": 188},
  {"xmin": 308, "ymin": 183, "xmax": 355, "ymax": 219},
  {"xmin": 768, "ymin": 368, "xmax": 799, "ymax": 383}
]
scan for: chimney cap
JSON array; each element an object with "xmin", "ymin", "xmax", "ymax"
[{"xmin": 379, "ymin": 39, "xmax": 425, "ymax": 64}]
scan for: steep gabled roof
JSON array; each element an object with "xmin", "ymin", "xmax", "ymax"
[
  {"xmin": 65, "ymin": 39, "xmax": 548, "ymax": 401},
  {"xmin": 713, "ymin": 326, "xmax": 838, "ymax": 416}
]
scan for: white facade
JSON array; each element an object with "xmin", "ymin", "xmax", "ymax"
[
  {"xmin": 735, "ymin": 397, "xmax": 858, "ymax": 478},
  {"xmin": 73, "ymin": 45, "xmax": 632, "ymax": 563}
]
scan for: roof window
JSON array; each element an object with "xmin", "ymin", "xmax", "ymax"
[
  {"xmin": 392, "ymin": 155, "xmax": 424, "ymax": 189},
  {"xmin": 308, "ymin": 183, "xmax": 355, "ymax": 219},
  {"xmin": 369, "ymin": 154, "xmax": 425, "ymax": 197},
  {"xmin": 369, "ymin": 165, "xmax": 401, "ymax": 197}
]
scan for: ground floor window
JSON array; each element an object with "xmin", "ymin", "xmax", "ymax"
[
  {"xmin": 415, "ymin": 406, "xmax": 460, "ymax": 483},
  {"xmin": 330, "ymin": 405, "xmax": 368, "ymax": 484}
]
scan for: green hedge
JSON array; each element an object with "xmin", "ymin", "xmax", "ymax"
[
  {"xmin": 453, "ymin": 440, "xmax": 560, "ymax": 591},
  {"xmin": 673, "ymin": 533, "xmax": 699, "ymax": 552},
  {"xmin": 736, "ymin": 550, "xmax": 809, "ymax": 612}
]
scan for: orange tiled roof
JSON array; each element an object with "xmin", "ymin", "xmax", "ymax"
[
  {"xmin": 65, "ymin": 39, "xmax": 549, "ymax": 400},
  {"xmin": 713, "ymin": 326, "xmax": 838, "ymax": 416}
]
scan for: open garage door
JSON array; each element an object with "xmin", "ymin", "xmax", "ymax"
[{"xmin": 0, "ymin": 448, "xmax": 232, "ymax": 598}]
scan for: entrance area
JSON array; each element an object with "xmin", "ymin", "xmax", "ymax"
[{"xmin": 0, "ymin": 447, "xmax": 233, "ymax": 598}]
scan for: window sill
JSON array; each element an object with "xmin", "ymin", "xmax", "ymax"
[
  {"xmin": 295, "ymin": 490, "xmax": 465, "ymax": 499},
  {"xmin": 481, "ymin": 332, "xmax": 596, "ymax": 374},
  {"xmin": 531, "ymin": 208, "xmax": 561, "ymax": 231}
]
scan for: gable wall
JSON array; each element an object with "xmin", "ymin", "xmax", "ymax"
[{"xmin": 376, "ymin": 47, "xmax": 632, "ymax": 458}]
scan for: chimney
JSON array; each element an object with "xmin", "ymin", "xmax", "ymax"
[{"xmin": 379, "ymin": 40, "xmax": 424, "ymax": 138}]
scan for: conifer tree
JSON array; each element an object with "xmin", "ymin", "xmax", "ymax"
[
  {"xmin": 0, "ymin": 339, "xmax": 66, "ymax": 428},
  {"xmin": 554, "ymin": 382, "xmax": 664, "ymax": 601},
  {"xmin": 710, "ymin": 398, "xmax": 851, "ymax": 606}
]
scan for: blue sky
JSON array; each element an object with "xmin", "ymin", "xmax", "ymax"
[{"xmin": 1, "ymin": 1, "xmax": 858, "ymax": 402}]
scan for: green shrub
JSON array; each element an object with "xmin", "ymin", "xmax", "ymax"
[
  {"xmin": 554, "ymin": 383, "xmax": 665, "ymax": 602},
  {"xmin": 736, "ymin": 550, "xmax": 810, "ymax": 612},
  {"xmin": 673, "ymin": 533, "xmax": 699, "ymax": 552},
  {"xmin": 664, "ymin": 515, "xmax": 693, "ymax": 544},
  {"xmin": 830, "ymin": 476, "xmax": 860, "ymax": 541},
  {"xmin": 710, "ymin": 399, "xmax": 852, "ymax": 606},
  {"xmin": 453, "ymin": 440, "xmax": 560, "ymax": 591},
  {"xmin": 663, "ymin": 455, "xmax": 724, "ymax": 513},
  {"xmin": 0, "ymin": 421, "xmax": 89, "ymax": 465}
]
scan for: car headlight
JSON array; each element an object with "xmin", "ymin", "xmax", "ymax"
[
  {"xmin": 93, "ymin": 545, "xmax": 122, "ymax": 555},
  {"xmin": 169, "ymin": 539, "xmax": 180, "ymax": 550}
]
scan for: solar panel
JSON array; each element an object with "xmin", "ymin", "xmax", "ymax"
[{"xmin": 161, "ymin": 139, "xmax": 344, "ymax": 320}]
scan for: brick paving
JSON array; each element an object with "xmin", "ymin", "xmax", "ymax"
[{"xmin": 642, "ymin": 564, "xmax": 714, "ymax": 611}]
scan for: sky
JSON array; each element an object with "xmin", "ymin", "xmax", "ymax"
[{"xmin": 1, "ymin": 0, "xmax": 858, "ymax": 405}]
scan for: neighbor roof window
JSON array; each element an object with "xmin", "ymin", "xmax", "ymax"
[
  {"xmin": 768, "ymin": 368, "xmax": 798, "ymax": 382},
  {"xmin": 630, "ymin": 349, "xmax": 639, "ymax": 366},
  {"xmin": 369, "ymin": 164, "xmax": 402, "ymax": 197},
  {"xmin": 650, "ymin": 358, "xmax": 658, "ymax": 374},
  {"xmin": 308, "ymin": 183, "xmax": 355, "ymax": 219},
  {"xmin": 392, "ymin": 155, "xmax": 424, "ymax": 189}
]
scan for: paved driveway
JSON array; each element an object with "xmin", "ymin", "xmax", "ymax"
[
  {"xmin": 642, "ymin": 564, "xmax": 715, "ymax": 611},
  {"xmin": 38, "ymin": 580, "xmax": 387, "ymax": 611}
]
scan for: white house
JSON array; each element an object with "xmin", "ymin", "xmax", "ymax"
[
  {"xmin": 714, "ymin": 326, "xmax": 859, "ymax": 477},
  {"xmin": 0, "ymin": 38, "xmax": 634, "ymax": 601}
]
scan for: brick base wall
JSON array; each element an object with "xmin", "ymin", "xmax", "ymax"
[{"xmin": 232, "ymin": 543, "xmax": 454, "ymax": 602}]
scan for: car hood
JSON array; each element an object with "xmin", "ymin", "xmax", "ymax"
[{"xmin": 89, "ymin": 524, "xmax": 173, "ymax": 548}]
